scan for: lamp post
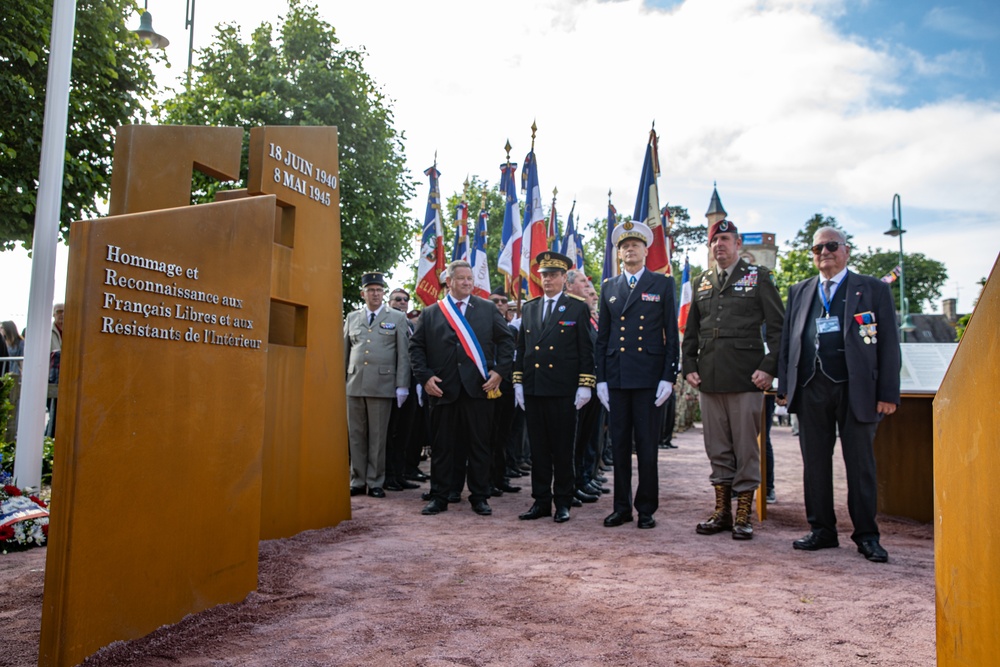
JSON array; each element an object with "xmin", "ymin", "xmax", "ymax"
[
  {"xmin": 132, "ymin": 1, "xmax": 196, "ymax": 85},
  {"xmin": 884, "ymin": 194, "xmax": 916, "ymax": 341}
]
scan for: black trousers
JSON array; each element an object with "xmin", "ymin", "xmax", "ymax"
[
  {"xmin": 385, "ymin": 393, "xmax": 416, "ymax": 483},
  {"xmin": 608, "ymin": 388, "xmax": 661, "ymax": 516},
  {"xmin": 575, "ymin": 397, "xmax": 601, "ymax": 487},
  {"xmin": 797, "ymin": 372, "xmax": 880, "ymax": 543},
  {"xmin": 428, "ymin": 390, "xmax": 494, "ymax": 505},
  {"xmin": 525, "ymin": 395, "xmax": 577, "ymax": 510},
  {"xmin": 490, "ymin": 386, "xmax": 516, "ymax": 486}
]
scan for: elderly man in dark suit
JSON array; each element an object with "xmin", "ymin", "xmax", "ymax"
[
  {"xmin": 513, "ymin": 251, "xmax": 595, "ymax": 523},
  {"xmin": 410, "ymin": 260, "xmax": 515, "ymax": 517},
  {"xmin": 595, "ymin": 221, "xmax": 679, "ymax": 529},
  {"xmin": 778, "ymin": 226, "xmax": 900, "ymax": 562}
]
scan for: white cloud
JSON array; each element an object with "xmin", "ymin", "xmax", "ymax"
[{"xmin": 62, "ymin": 0, "xmax": 1000, "ymax": 316}]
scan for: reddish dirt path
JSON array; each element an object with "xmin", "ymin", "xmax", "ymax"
[{"xmin": 1, "ymin": 422, "xmax": 935, "ymax": 666}]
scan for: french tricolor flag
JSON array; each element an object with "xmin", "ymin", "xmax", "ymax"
[{"xmin": 678, "ymin": 256, "xmax": 691, "ymax": 335}]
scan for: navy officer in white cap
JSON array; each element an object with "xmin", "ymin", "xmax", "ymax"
[{"xmin": 595, "ymin": 221, "xmax": 679, "ymax": 529}]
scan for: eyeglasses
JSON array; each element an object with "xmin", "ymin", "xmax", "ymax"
[
  {"xmin": 811, "ymin": 241, "xmax": 845, "ymax": 254},
  {"xmin": 490, "ymin": 297, "xmax": 508, "ymax": 305},
  {"xmin": 391, "ymin": 296, "xmax": 409, "ymax": 303}
]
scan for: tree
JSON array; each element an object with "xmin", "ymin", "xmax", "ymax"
[
  {"xmin": 851, "ymin": 249, "xmax": 948, "ymax": 313},
  {"xmin": 158, "ymin": 0, "xmax": 415, "ymax": 307},
  {"xmin": 787, "ymin": 213, "xmax": 852, "ymax": 250},
  {"xmin": 0, "ymin": 0, "xmax": 157, "ymax": 249},
  {"xmin": 774, "ymin": 248, "xmax": 813, "ymax": 303},
  {"xmin": 666, "ymin": 205, "xmax": 706, "ymax": 255},
  {"xmin": 442, "ymin": 175, "xmax": 506, "ymax": 294}
]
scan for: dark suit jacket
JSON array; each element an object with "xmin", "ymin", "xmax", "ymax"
[
  {"xmin": 409, "ymin": 295, "xmax": 514, "ymax": 406},
  {"xmin": 778, "ymin": 271, "xmax": 901, "ymax": 423},
  {"xmin": 513, "ymin": 293, "xmax": 595, "ymax": 396},
  {"xmin": 596, "ymin": 269, "xmax": 679, "ymax": 389}
]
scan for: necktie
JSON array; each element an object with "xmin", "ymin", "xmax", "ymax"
[
  {"xmin": 368, "ymin": 312, "xmax": 375, "ymax": 326},
  {"xmin": 824, "ymin": 279, "xmax": 834, "ymax": 304},
  {"xmin": 457, "ymin": 301, "xmax": 464, "ymax": 315},
  {"xmin": 628, "ymin": 275, "xmax": 637, "ymax": 289},
  {"xmin": 544, "ymin": 299, "xmax": 554, "ymax": 323},
  {"xmin": 719, "ymin": 270, "xmax": 728, "ymax": 287}
]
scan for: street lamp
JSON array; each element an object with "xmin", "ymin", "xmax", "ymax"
[
  {"xmin": 131, "ymin": 1, "xmax": 197, "ymax": 85},
  {"xmin": 884, "ymin": 194, "xmax": 917, "ymax": 341},
  {"xmin": 133, "ymin": 3, "xmax": 169, "ymax": 49}
]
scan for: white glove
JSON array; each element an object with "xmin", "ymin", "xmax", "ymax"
[
  {"xmin": 396, "ymin": 387, "xmax": 409, "ymax": 408},
  {"xmin": 654, "ymin": 380, "xmax": 673, "ymax": 407},
  {"xmin": 575, "ymin": 387, "xmax": 592, "ymax": 411},
  {"xmin": 596, "ymin": 382, "xmax": 610, "ymax": 411},
  {"xmin": 514, "ymin": 383, "xmax": 525, "ymax": 411},
  {"xmin": 416, "ymin": 383, "xmax": 424, "ymax": 407}
]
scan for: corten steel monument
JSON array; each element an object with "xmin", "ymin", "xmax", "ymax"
[
  {"xmin": 39, "ymin": 125, "xmax": 348, "ymax": 667},
  {"xmin": 933, "ymin": 253, "xmax": 1000, "ymax": 667}
]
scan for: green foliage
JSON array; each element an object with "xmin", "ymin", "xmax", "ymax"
[
  {"xmin": 954, "ymin": 313, "xmax": 970, "ymax": 341},
  {"xmin": 442, "ymin": 176, "xmax": 507, "ymax": 296},
  {"xmin": 666, "ymin": 205, "xmax": 706, "ymax": 255},
  {"xmin": 0, "ymin": 0, "xmax": 158, "ymax": 249},
  {"xmin": 0, "ymin": 374, "xmax": 13, "ymax": 445},
  {"xmin": 786, "ymin": 213, "xmax": 852, "ymax": 250},
  {"xmin": 774, "ymin": 248, "xmax": 814, "ymax": 303},
  {"xmin": 850, "ymin": 248, "xmax": 948, "ymax": 313},
  {"xmin": 158, "ymin": 0, "xmax": 415, "ymax": 310}
]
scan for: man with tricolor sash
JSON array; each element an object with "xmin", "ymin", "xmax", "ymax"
[{"xmin": 410, "ymin": 260, "xmax": 515, "ymax": 517}]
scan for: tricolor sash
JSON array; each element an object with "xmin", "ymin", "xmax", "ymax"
[{"xmin": 439, "ymin": 295, "xmax": 489, "ymax": 381}]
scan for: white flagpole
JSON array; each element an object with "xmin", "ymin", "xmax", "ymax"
[{"xmin": 13, "ymin": 0, "xmax": 78, "ymax": 491}]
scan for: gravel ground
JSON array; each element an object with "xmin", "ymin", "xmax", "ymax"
[{"xmin": 1, "ymin": 421, "xmax": 935, "ymax": 667}]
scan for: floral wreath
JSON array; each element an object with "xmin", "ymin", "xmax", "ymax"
[{"xmin": 1, "ymin": 471, "xmax": 49, "ymax": 552}]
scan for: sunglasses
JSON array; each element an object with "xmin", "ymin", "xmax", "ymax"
[
  {"xmin": 490, "ymin": 297, "xmax": 509, "ymax": 304},
  {"xmin": 391, "ymin": 296, "xmax": 409, "ymax": 302},
  {"xmin": 811, "ymin": 241, "xmax": 845, "ymax": 254}
]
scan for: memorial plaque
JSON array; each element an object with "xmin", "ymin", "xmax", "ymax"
[
  {"xmin": 40, "ymin": 195, "xmax": 276, "ymax": 667},
  {"xmin": 899, "ymin": 342, "xmax": 958, "ymax": 394},
  {"xmin": 248, "ymin": 126, "xmax": 349, "ymax": 539}
]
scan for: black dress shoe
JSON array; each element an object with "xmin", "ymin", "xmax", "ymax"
[
  {"xmin": 367, "ymin": 487, "xmax": 386, "ymax": 498},
  {"xmin": 506, "ymin": 467, "xmax": 525, "ymax": 478},
  {"xmin": 350, "ymin": 486, "xmax": 366, "ymax": 496},
  {"xmin": 384, "ymin": 480, "xmax": 404, "ymax": 491},
  {"xmin": 421, "ymin": 491, "xmax": 434, "ymax": 501},
  {"xmin": 575, "ymin": 489, "xmax": 599, "ymax": 503},
  {"xmin": 637, "ymin": 513, "xmax": 656, "ymax": 529},
  {"xmin": 571, "ymin": 497, "xmax": 583, "ymax": 508},
  {"xmin": 399, "ymin": 479, "xmax": 420, "ymax": 490},
  {"xmin": 404, "ymin": 470, "xmax": 429, "ymax": 482},
  {"xmin": 490, "ymin": 487, "xmax": 504, "ymax": 497},
  {"xmin": 518, "ymin": 504, "xmax": 551, "ymax": 520},
  {"xmin": 603, "ymin": 511, "xmax": 634, "ymax": 527},
  {"xmin": 421, "ymin": 499, "xmax": 448, "ymax": 515},
  {"xmin": 584, "ymin": 482, "xmax": 609, "ymax": 496},
  {"xmin": 857, "ymin": 539, "xmax": 888, "ymax": 562},
  {"xmin": 554, "ymin": 507, "xmax": 571, "ymax": 523},
  {"xmin": 498, "ymin": 481, "xmax": 521, "ymax": 493},
  {"xmin": 447, "ymin": 492, "xmax": 461, "ymax": 504},
  {"xmin": 472, "ymin": 501, "xmax": 493, "ymax": 516},
  {"xmin": 793, "ymin": 532, "xmax": 840, "ymax": 551},
  {"xmin": 595, "ymin": 474, "xmax": 608, "ymax": 483}
]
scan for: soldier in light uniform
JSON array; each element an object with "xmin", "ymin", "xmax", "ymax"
[
  {"xmin": 344, "ymin": 272, "xmax": 411, "ymax": 498},
  {"xmin": 682, "ymin": 219, "xmax": 784, "ymax": 539},
  {"xmin": 513, "ymin": 251, "xmax": 595, "ymax": 523}
]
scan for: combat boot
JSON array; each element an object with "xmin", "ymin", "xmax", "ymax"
[
  {"xmin": 732, "ymin": 489, "xmax": 755, "ymax": 540},
  {"xmin": 695, "ymin": 484, "xmax": 732, "ymax": 535}
]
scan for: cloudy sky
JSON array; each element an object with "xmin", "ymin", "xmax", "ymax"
[{"xmin": 3, "ymin": 0, "xmax": 998, "ymax": 323}]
